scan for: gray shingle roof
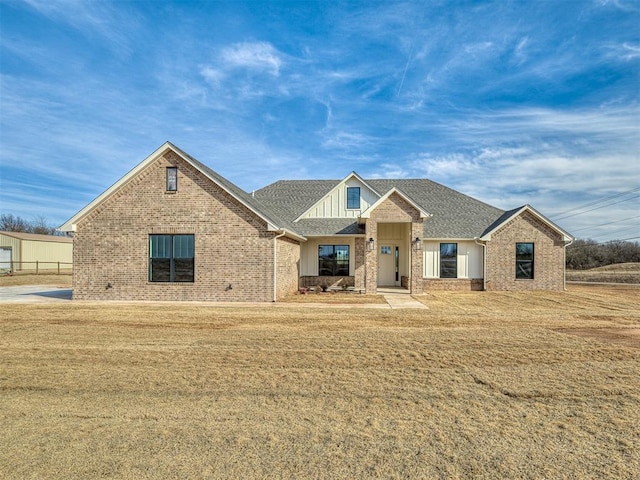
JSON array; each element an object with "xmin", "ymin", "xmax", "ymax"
[
  {"xmin": 254, "ymin": 178, "xmax": 505, "ymax": 238},
  {"xmin": 171, "ymin": 143, "xmax": 294, "ymax": 231}
]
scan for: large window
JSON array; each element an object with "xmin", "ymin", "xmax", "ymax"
[
  {"xmin": 346, "ymin": 187, "xmax": 360, "ymax": 209},
  {"xmin": 319, "ymin": 245, "xmax": 350, "ymax": 276},
  {"xmin": 149, "ymin": 234, "xmax": 194, "ymax": 282},
  {"xmin": 440, "ymin": 243, "xmax": 457, "ymax": 278},
  {"xmin": 516, "ymin": 242, "xmax": 534, "ymax": 279}
]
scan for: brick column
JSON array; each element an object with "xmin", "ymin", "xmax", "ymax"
[
  {"xmin": 410, "ymin": 220, "xmax": 424, "ymax": 294},
  {"xmin": 365, "ymin": 221, "xmax": 377, "ymax": 294},
  {"xmin": 354, "ymin": 237, "xmax": 365, "ymax": 291}
]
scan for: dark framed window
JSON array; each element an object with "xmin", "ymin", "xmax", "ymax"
[
  {"xmin": 166, "ymin": 167, "xmax": 178, "ymax": 191},
  {"xmin": 347, "ymin": 187, "xmax": 360, "ymax": 209},
  {"xmin": 319, "ymin": 245, "xmax": 349, "ymax": 276},
  {"xmin": 149, "ymin": 234, "xmax": 194, "ymax": 282},
  {"xmin": 516, "ymin": 242, "xmax": 534, "ymax": 279},
  {"xmin": 440, "ymin": 243, "xmax": 457, "ymax": 278}
]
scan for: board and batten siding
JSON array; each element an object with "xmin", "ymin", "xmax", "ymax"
[
  {"xmin": 423, "ymin": 240, "xmax": 483, "ymax": 279},
  {"xmin": 301, "ymin": 178, "xmax": 379, "ymax": 219},
  {"xmin": 300, "ymin": 237, "xmax": 356, "ymax": 276}
]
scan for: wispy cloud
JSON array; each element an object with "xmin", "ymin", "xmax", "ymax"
[
  {"xmin": 20, "ymin": 0, "xmax": 140, "ymax": 55},
  {"xmin": 221, "ymin": 41, "xmax": 284, "ymax": 76},
  {"xmin": 1, "ymin": 1, "xmax": 638, "ymax": 240}
]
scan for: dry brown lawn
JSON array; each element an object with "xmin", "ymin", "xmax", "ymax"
[
  {"xmin": 0, "ymin": 273, "xmax": 72, "ymax": 287},
  {"xmin": 0, "ymin": 285, "xmax": 639, "ymax": 479},
  {"xmin": 567, "ymin": 262, "xmax": 640, "ymax": 284}
]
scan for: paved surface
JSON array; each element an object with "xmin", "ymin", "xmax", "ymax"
[
  {"xmin": 0, "ymin": 285, "xmax": 427, "ymax": 309},
  {"xmin": 378, "ymin": 287, "xmax": 428, "ymax": 309},
  {"xmin": 0, "ymin": 285, "xmax": 72, "ymax": 303}
]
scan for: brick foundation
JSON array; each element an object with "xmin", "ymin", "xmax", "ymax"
[
  {"xmin": 424, "ymin": 278, "xmax": 484, "ymax": 291},
  {"xmin": 299, "ymin": 276, "xmax": 355, "ymax": 288}
]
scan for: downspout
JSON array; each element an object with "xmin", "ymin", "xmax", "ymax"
[
  {"xmin": 474, "ymin": 237, "xmax": 487, "ymax": 291},
  {"xmin": 563, "ymin": 238, "xmax": 574, "ymax": 291},
  {"xmin": 273, "ymin": 231, "xmax": 286, "ymax": 302}
]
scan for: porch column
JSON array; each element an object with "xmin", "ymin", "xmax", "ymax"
[
  {"xmin": 354, "ymin": 237, "xmax": 365, "ymax": 291},
  {"xmin": 365, "ymin": 221, "xmax": 377, "ymax": 294},
  {"xmin": 410, "ymin": 220, "xmax": 424, "ymax": 294}
]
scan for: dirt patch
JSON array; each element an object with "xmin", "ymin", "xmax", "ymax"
[{"xmin": 556, "ymin": 326, "xmax": 640, "ymax": 349}]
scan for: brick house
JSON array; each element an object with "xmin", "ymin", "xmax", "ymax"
[{"xmin": 59, "ymin": 142, "xmax": 573, "ymax": 301}]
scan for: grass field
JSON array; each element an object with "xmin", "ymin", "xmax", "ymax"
[
  {"xmin": 567, "ymin": 262, "xmax": 640, "ymax": 284},
  {"xmin": 1, "ymin": 285, "xmax": 639, "ymax": 479}
]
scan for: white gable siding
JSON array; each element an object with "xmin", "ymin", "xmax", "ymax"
[
  {"xmin": 423, "ymin": 240, "xmax": 483, "ymax": 278},
  {"xmin": 302, "ymin": 178, "xmax": 378, "ymax": 219}
]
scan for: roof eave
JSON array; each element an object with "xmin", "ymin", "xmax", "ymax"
[
  {"xmin": 293, "ymin": 172, "xmax": 382, "ymax": 222},
  {"xmin": 479, "ymin": 205, "xmax": 574, "ymax": 242},
  {"xmin": 359, "ymin": 187, "xmax": 431, "ymax": 219}
]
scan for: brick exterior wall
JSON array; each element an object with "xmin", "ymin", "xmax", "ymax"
[
  {"xmin": 354, "ymin": 237, "xmax": 365, "ymax": 291},
  {"xmin": 485, "ymin": 210, "xmax": 566, "ymax": 291},
  {"xmin": 424, "ymin": 279, "xmax": 484, "ymax": 291},
  {"xmin": 73, "ymin": 151, "xmax": 285, "ymax": 302},
  {"xmin": 365, "ymin": 193, "xmax": 424, "ymax": 294},
  {"xmin": 410, "ymin": 221, "xmax": 425, "ymax": 294},
  {"xmin": 299, "ymin": 276, "xmax": 355, "ymax": 288},
  {"xmin": 276, "ymin": 236, "xmax": 301, "ymax": 300}
]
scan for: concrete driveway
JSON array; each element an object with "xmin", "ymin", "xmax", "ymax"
[{"xmin": 0, "ymin": 285, "xmax": 72, "ymax": 303}]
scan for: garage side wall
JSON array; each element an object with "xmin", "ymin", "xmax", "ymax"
[
  {"xmin": 485, "ymin": 211, "xmax": 565, "ymax": 291},
  {"xmin": 73, "ymin": 152, "xmax": 275, "ymax": 301}
]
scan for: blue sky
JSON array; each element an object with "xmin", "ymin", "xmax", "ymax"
[{"xmin": 1, "ymin": 0, "xmax": 638, "ymax": 241}]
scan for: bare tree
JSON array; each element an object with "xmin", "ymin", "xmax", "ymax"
[
  {"xmin": 31, "ymin": 215, "xmax": 55, "ymax": 235},
  {"xmin": 566, "ymin": 239, "xmax": 640, "ymax": 269},
  {"xmin": 0, "ymin": 214, "xmax": 29, "ymax": 232}
]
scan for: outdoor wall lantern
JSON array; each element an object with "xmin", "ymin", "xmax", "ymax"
[
  {"xmin": 414, "ymin": 237, "xmax": 422, "ymax": 250},
  {"xmin": 368, "ymin": 237, "xmax": 375, "ymax": 251}
]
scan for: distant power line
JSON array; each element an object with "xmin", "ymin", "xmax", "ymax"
[
  {"xmin": 551, "ymin": 186, "xmax": 640, "ymax": 221},
  {"xmin": 598, "ymin": 224, "xmax": 640, "ymax": 239},
  {"xmin": 569, "ymin": 214, "xmax": 640, "ymax": 233},
  {"xmin": 553, "ymin": 194, "xmax": 640, "ymax": 221}
]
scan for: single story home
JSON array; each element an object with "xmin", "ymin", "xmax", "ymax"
[
  {"xmin": 59, "ymin": 142, "xmax": 573, "ymax": 301},
  {"xmin": 0, "ymin": 231, "xmax": 73, "ymax": 273}
]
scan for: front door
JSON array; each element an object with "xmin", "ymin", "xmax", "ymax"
[{"xmin": 378, "ymin": 245, "xmax": 399, "ymax": 286}]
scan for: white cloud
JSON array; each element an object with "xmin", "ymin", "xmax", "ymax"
[
  {"xmin": 221, "ymin": 41, "xmax": 283, "ymax": 76},
  {"xmin": 621, "ymin": 43, "xmax": 640, "ymax": 60}
]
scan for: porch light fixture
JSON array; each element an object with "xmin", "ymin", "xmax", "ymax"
[
  {"xmin": 414, "ymin": 237, "xmax": 422, "ymax": 250},
  {"xmin": 368, "ymin": 237, "xmax": 375, "ymax": 251}
]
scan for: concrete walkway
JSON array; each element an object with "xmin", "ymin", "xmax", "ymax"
[{"xmin": 378, "ymin": 287, "xmax": 428, "ymax": 309}]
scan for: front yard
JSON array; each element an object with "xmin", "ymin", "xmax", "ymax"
[{"xmin": 0, "ymin": 286, "xmax": 638, "ymax": 478}]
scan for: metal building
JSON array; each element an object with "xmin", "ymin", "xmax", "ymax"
[{"xmin": 0, "ymin": 231, "xmax": 73, "ymax": 273}]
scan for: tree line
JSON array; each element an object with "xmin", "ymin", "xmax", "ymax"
[
  {"xmin": 565, "ymin": 239, "xmax": 640, "ymax": 270},
  {"xmin": 0, "ymin": 214, "xmax": 57, "ymax": 236}
]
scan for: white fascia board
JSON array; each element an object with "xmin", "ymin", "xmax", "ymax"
[
  {"xmin": 279, "ymin": 229, "xmax": 307, "ymax": 242},
  {"xmin": 293, "ymin": 171, "xmax": 382, "ymax": 222},
  {"xmin": 359, "ymin": 187, "xmax": 431, "ymax": 219},
  {"xmin": 303, "ymin": 233, "xmax": 365, "ymax": 237},
  {"xmin": 479, "ymin": 205, "xmax": 573, "ymax": 242},
  {"xmin": 423, "ymin": 237, "xmax": 478, "ymax": 241}
]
